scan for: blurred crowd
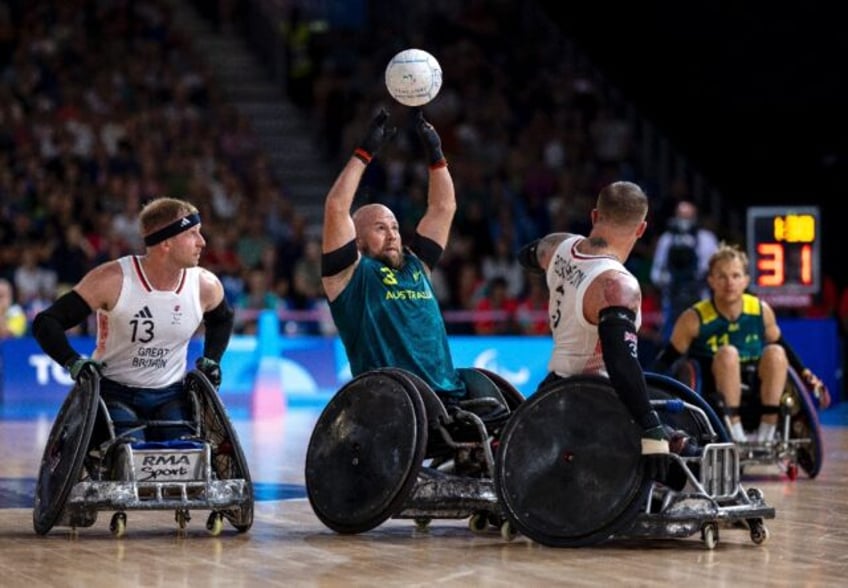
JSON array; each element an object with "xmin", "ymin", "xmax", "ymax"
[{"xmin": 1, "ymin": 0, "xmax": 844, "ymax": 351}]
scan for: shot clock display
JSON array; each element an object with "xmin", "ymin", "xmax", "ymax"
[{"xmin": 746, "ymin": 206, "xmax": 820, "ymax": 299}]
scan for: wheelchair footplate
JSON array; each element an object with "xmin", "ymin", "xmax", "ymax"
[
  {"xmin": 64, "ymin": 439, "xmax": 250, "ymax": 515},
  {"xmin": 394, "ymin": 466, "xmax": 499, "ymax": 519},
  {"xmin": 736, "ymin": 435, "xmax": 815, "ymax": 480},
  {"xmin": 624, "ymin": 442, "xmax": 776, "ymax": 549}
]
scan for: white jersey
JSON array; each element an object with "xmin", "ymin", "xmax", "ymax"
[
  {"xmin": 546, "ymin": 236, "xmax": 642, "ymax": 378},
  {"xmin": 94, "ymin": 256, "xmax": 204, "ymax": 388}
]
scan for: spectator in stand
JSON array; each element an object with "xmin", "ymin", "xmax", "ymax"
[
  {"xmin": 637, "ymin": 281, "xmax": 664, "ymax": 368},
  {"xmin": 291, "ymin": 237, "xmax": 325, "ymax": 334},
  {"xmin": 0, "ymin": 278, "xmax": 26, "ymax": 338},
  {"xmin": 650, "ymin": 200, "xmax": 719, "ymax": 341},
  {"xmin": 48, "ymin": 222, "xmax": 96, "ymax": 293},
  {"xmin": 14, "ymin": 243, "xmax": 57, "ymax": 320},
  {"xmin": 515, "ymin": 274, "xmax": 549, "ymax": 335},
  {"xmin": 474, "ymin": 276, "xmax": 520, "ymax": 335},
  {"xmin": 202, "ymin": 226, "xmax": 244, "ymax": 305},
  {"xmin": 234, "ymin": 265, "xmax": 282, "ymax": 335},
  {"xmin": 481, "ymin": 234, "xmax": 525, "ymax": 300}
]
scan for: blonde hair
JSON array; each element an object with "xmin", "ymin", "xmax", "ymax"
[
  {"xmin": 139, "ymin": 197, "xmax": 199, "ymax": 237},
  {"xmin": 707, "ymin": 241, "xmax": 749, "ymax": 275}
]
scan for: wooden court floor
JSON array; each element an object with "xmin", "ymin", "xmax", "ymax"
[{"xmin": 1, "ymin": 406, "xmax": 846, "ymax": 587}]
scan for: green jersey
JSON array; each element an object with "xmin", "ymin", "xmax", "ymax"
[
  {"xmin": 689, "ymin": 294, "xmax": 766, "ymax": 362},
  {"xmin": 330, "ymin": 254, "xmax": 465, "ymax": 395}
]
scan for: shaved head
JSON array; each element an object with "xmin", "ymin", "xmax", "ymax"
[
  {"xmin": 353, "ymin": 204, "xmax": 396, "ymax": 234},
  {"xmin": 352, "ymin": 203, "xmax": 404, "ymax": 268}
]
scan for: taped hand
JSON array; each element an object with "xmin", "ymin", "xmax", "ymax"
[
  {"xmin": 196, "ymin": 356, "xmax": 222, "ymax": 389},
  {"xmin": 641, "ymin": 424, "xmax": 671, "ymax": 482},
  {"xmin": 66, "ymin": 357, "xmax": 103, "ymax": 383}
]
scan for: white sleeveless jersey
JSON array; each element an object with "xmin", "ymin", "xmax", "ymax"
[
  {"xmin": 94, "ymin": 256, "xmax": 204, "ymax": 388},
  {"xmin": 546, "ymin": 236, "xmax": 642, "ymax": 378}
]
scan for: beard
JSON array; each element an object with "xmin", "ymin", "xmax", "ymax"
[{"xmin": 372, "ymin": 248, "xmax": 404, "ymax": 269}]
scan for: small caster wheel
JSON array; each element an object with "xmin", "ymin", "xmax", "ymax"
[
  {"xmin": 701, "ymin": 523, "xmax": 718, "ymax": 550},
  {"xmin": 206, "ymin": 512, "xmax": 224, "ymax": 536},
  {"xmin": 500, "ymin": 520, "xmax": 517, "ymax": 542},
  {"xmin": 175, "ymin": 509, "xmax": 191, "ymax": 530},
  {"xmin": 749, "ymin": 519, "xmax": 770, "ymax": 545},
  {"xmin": 786, "ymin": 463, "xmax": 799, "ymax": 481},
  {"xmin": 746, "ymin": 487, "xmax": 764, "ymax": 502},
  {"xmin": 110, "ymin": 512, "xmax": 127, "ymax": 538},
  {"xmin": 414, "ymin": 517, "xmax": 431, "ymax": 531},
  {"xmin": 468, "ymin": 513, "xmax": 488, "ymax": 534}
]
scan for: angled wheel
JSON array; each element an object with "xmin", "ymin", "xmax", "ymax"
[
  {"xmin": 33, "ymin": 372, "xmax": 101, "ymax": 535},
  {"xmin": 110, "ymin": 512, "xmax": 127, "ymax": 538},
  {"xmin": 645, "ymin": 372, "xmax": 731, "ymax": 443},
  {"xmin": 305, "ymin": 369, "xmax": 427, "ymax": 534},
  {"xmin": 206, "ymin": 512, "xmax": 225, "ymax": 536},
  {"xmin": 186, "ymin": 370, "xmax": 254, "ymax": 532},
  {"xmin": 784, "ymin": 367, "xmax": 824, "ymax": 478},
  {"xmin": 377, "ymin": 368, "xmax": 451, "ymax": 459},
  {"xmin": 495, "ymin": 375, "xmax": 650, "ymax": 547},
  {"xmin": 469, "ymin": 368, "xmax": 525, "ymax": 411}
]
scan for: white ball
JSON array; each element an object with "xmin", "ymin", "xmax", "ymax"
[{"xmin": 384, "ymin": 48, "xmax": 443, "ymax": 107}]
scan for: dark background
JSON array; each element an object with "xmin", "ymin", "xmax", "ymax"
[{"xmin": 540, "ymin": 1, "xmax": 847, "ymax": 288}]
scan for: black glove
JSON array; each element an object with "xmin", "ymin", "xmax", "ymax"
[
  {"xmin": 65, "ymin": 357, "xmax": 103, "ymax": 383},
  {"xmin": 416, "ymin": 110, "xmax": 446, "ymax": 167},
  {"xmin": 354, "ymin": 107, "xmax": 397, "ymax": 164},
  {"xmin": 641, "ymin": 424, "xmax": 671, "ymax": 481},
  {"xmin": 196, "ymin": 356, "xmax": 222, "ymax": 389}
]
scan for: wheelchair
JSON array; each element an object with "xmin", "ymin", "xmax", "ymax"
[
  {"xmin": 304, "ymin": 366, "xmax": 523, "ymax": 537},
  {"xmin": 673, "ymin": 358, "xmax": 824, "ymax": 480},
  {"xmin": 494, "ymin": 373, "xmax": 775, "ymax": 549},
  {"xmin": 32, "ymin": 370, "xmax": 254, "ymax": 537}
]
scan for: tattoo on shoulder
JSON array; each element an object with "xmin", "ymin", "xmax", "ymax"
[
  {"xmin": 538, "ymin": 232, "xmax": 573, "ymax": 258},
  {"xmin": 600, "ymin": 272, "xmax": 641, "ymax": 311}
]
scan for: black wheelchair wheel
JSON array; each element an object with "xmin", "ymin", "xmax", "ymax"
[
  {"xmin": 645, "ymin": 372, "xmax": 731, "ymax": 443},
  {"xmin": 495, "ymin": 375, "xmax": 649, "ymax": 547},
  {"xmin": 469, "ymin": 368, "xmax": 525, "ymax": 411},
  {"xmin": 186, "ymin": 370, "xmax": 254, "ymax": 532},
  {"xmin": 377, "ymin": 368, "xmax": 451, "ymax": 459},
  {"xmin": 785, "ymin": 367, "xmax": 824, "ymax": 478},
  {"xmin": 671, "ymin": 357, "xmax": 699, "ymax": 390},
  {"xmin": 33, "ymin": 372, "xmax": 100, "ymax": 535},
  {"xmin": 305, "ymin": 369, "xmax": 427, "ymax": 534}
]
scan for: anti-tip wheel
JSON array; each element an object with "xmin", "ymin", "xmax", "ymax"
[
  {"xmin": 500, "ymin": 520, "xmax": 517, "ymax": 542},
  {"xmin": 206, "ymin": 512, "xmax": 224, "ymax": 536},
  {"xmin": 749, "ymin": 519, "xmax": 770, "ymax": 545},
  {"xmin": 109, "ymin": 512, "xmax": 127, "ymax": 538},
  {"xmin": 414, "ymin": 517, "xmax": 431, "ymax": 531},
  {"xmin": 468, "ymin": 513, "xmax": 488, "ymax": 534},
  {"xmin": 701, "ymin": 523, "xmax": 718, "ymax": 550},
  {"xmin": 175, "ymin": 509, "xmax": 191, "ymax": 530}
]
